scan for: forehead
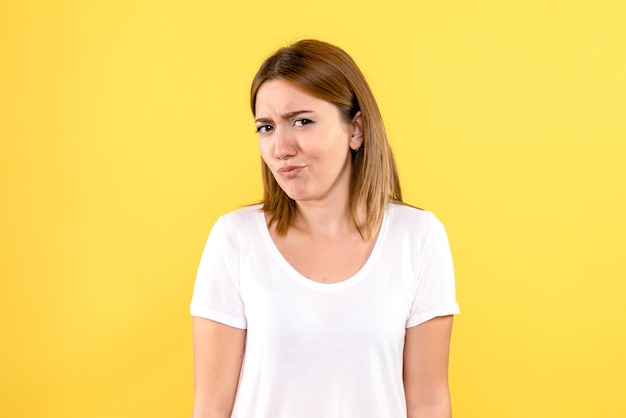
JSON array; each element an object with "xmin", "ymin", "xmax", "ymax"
[{"xmin": 255, "ymin": 79, "xmax": 334, "ymax": 116}]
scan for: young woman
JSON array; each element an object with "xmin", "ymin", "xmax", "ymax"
[{"xmin": 190, "ymin": 39, "xmax": 459, "ymax": 418}]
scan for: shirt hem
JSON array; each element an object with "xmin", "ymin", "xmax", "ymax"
[
  {"xmin": 406, "ymin": 303, "xmax": 460, "ymax": 328},
  {"xmin": 190, "ymin": 306, "xmax": 247, "ymax": 329}
]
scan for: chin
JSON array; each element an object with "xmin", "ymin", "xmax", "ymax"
[
  {"xmin": 282, "ymin": 189, "xmax": 315, "ymax": 202},
  {"xmin": 284, "ymin": 192, "xmax": 308, "ymax": 202},
  {"xmin": 279, "ymin": 184, "xmax": 310, "ymax": 202}
]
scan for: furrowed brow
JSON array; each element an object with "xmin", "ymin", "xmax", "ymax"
[
  {"xmin": 254, "ymin": 110, "xmax": 313, "ymax": 124},
  {"xmin": 254, "ymin": 117, "xmax": 273, "ymax": 124},
  {"xmin": 282, "ymin": 110, "xmax": 313, "ymax": 119}
]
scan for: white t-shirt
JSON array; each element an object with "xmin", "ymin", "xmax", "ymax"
[{"xmin": 190, "ymin": 203, "xmax": 459, "ymax": 418}]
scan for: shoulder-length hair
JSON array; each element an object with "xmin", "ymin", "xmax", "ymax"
[{"xmin": 250, "ymin": 39, "xmax": 402, "ymax": 238}]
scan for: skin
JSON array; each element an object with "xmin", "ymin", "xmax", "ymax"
[
  {"xmin": 404, "ymin": 316, "xmax": 454, "ymax": 418},
  {"xmin": 192, "ymin": 318, "xmax": 245, "ymax": 418},
  {"xmin": 255, "ymin": 79, "xmax": 370, "ymax": 283},
  {"xmin": 254, "ymin": 79, "xmax": 363, "ymax": 208},
  {"xmin": 192, "ymin": 79, "xmax": 454, "ymax": 418}
]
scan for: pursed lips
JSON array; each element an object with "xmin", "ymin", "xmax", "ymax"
[{"xmin": 277, "ymin": 165, "xmax": 306, "ymax": 178}]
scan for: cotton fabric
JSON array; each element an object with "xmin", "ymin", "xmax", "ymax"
[{"xmin": 190, "ymin": 203, "xmax": 459, "ymax": 417}]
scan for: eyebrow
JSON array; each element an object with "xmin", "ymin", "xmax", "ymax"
[{"xmin": 254, "ymin": 110, "xmax": 313, "ymax": 124}]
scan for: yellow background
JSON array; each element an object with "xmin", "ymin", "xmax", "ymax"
[{"xmin": 1, "ymin": 1, "xmax": 625, "ymax": 417}]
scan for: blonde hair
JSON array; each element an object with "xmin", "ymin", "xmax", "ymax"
[{"xmin": 250, "ymin": 39, "xmax": 402, "ymax": 238}]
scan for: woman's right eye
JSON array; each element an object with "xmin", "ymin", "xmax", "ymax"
[{"xmin": 255, "ymin": 125, "xmax": 273, "ymax": 134}]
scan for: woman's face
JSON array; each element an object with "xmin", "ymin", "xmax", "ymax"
[{"xmin": 254, "ymin": 79, "xmax": 363, "ymax": 205}]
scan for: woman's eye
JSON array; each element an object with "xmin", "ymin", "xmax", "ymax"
[
  {"xmin": 255, "ymin": 125, "xmax": 273, "ymax": 134},
  {"xmin": 294, "ymin": 118, "xmax": 313, "ymax": 127}
]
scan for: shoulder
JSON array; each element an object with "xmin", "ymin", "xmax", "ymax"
[
  {"xmin": 386, "ymin": 202, "xmax": 446, "ymax": 239},
  {"xmin": 217, "ymin": 204, "xmax": 264, "ymax": 230},
  {"xmin": 206, "ymin": 204, "xmax": 264, "ymax": 246}
]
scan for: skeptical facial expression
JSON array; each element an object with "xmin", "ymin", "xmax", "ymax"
[{"xmin": 254, "ymin": 79, "xmax": 363, "ymax": 204}]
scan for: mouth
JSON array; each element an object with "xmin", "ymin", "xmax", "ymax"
[{"xmin": 277, "ymin": 165, "xmax": 306, "ymax": 178}]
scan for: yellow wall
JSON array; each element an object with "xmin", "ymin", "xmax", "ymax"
[{"xmin": 1, "ymin": 1, "xmax": 624, "ymax": 417}]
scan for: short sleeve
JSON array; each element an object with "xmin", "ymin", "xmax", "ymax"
[
  {"xmin": 190, "ymin": 217, "xmax": 247, "ymax": 329},
  {"xmin": 406, "ymin": 213, "xmax": 460, "ymax": 328}
]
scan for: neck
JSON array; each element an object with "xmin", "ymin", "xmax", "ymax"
[{"xmin": 293, "ymin": 199, "xmax": 356, "ymax": 238}]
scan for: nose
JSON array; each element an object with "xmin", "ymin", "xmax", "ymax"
[{"xmin": 273, "ymin": 127, "xmax": 297, "ymax": 160}]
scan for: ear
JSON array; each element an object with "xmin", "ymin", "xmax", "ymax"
[{"xmin": 349, "ymin": 111, "xmax": 364, "ymax": 151}]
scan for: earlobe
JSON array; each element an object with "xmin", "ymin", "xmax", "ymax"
[
  {"xmin": 350, "ymin": 112, "xmax": 364, "ymax": 150},
  {"xmin": 349, "ymin": 111, "xmax": 363, "ymax": 148},
  {"xmin": 350, "ymin": 135, "xmax": 364, "ymax": 151}
]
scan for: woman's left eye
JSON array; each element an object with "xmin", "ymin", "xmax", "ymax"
[{"xmin": 294, "ymin": 118, "xmax": 314, "ymax": 127}]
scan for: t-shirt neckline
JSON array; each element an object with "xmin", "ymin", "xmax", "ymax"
[{"xmin": 255, "ymin": 205, "xmax": 391, "ymax": 291}]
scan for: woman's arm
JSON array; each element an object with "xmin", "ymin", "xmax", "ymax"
[
  {"xmin": 403, "ymin": 315, "xmax": 454, "ymax": 418},
  {"xmin": 192, "ymin": 317, "xmax": 246, "ymax": 418}
]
